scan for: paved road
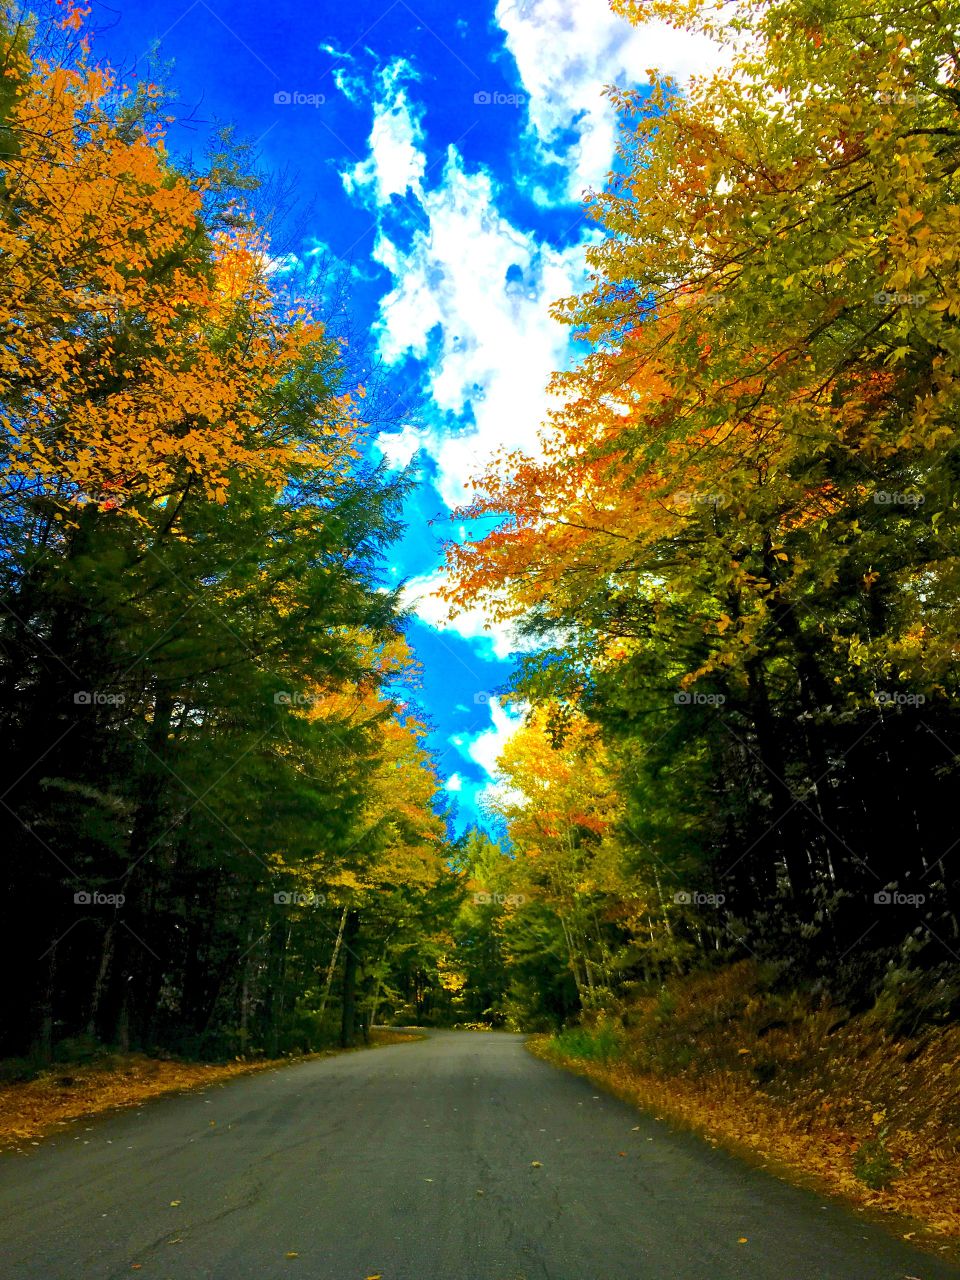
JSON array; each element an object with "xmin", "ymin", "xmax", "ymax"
[{"xmin": 1, "ymin": 1030, "xmax": 957, "ymax": 1280}]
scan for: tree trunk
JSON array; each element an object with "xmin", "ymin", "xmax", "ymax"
[
  {"xmin": 339, "ymin": 910, "xmax": 361, "ymax": 1048},
  {"xmin": 318, "ymin": 905, "xmax": 348, "ymax": 1024}
]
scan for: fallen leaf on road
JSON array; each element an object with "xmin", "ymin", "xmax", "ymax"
[
  {"xmin": 285, "ymin": 1251, "xmax": 299, "ymax": 1258},
  {"xmin": 169, "ymin": 1200, "xmax": 180, "ymax": 1207},
  {"xmin": 531, "ymin": 1161, "xmax": 542, "ymax": 1168},
  {"xmin": 738, "ymin": 1237, "xmax": 748, "ymax": 1244}
]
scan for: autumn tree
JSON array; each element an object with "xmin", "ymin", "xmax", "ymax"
[
  {"xmin": 0, "ymin": 12, "xmax": 453, "ymax": 1060},
  {"xmin": 447, "ymin": 0, "xmax": 960, "ymax": 1020}
]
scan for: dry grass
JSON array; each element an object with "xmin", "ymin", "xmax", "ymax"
[
  {"xmin": 531, "ymin": 961, "xmax": 960, "ymax": 1246},
  {"xmin": 0, "ymin": 1027, "xmax": 421, "ymax": 1150}
]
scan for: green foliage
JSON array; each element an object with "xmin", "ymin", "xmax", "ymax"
[
  {"xmin": 550, "ymin": 1019, "xmax": 625, "ymax": 1063},
  {"xmin": 853, "ymin": 1136, "xmax": 902, "ymax": 1190},
  {"xmin": 0, "ymin": 12, "xmax": 454, "ymax": 1064}
]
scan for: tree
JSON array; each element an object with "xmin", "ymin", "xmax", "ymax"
[{"xmin": 445, "ymin": 0, "xmax": 960, "ymax": 1019}]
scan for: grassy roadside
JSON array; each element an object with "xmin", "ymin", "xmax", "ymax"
[
  {"xmin": 0, "ymin": 1028, "xmax": 422, "ymax": 1152},
  {"xmin": 528, "ymin": 961, "xmax": 960, "ymax": 1253}
]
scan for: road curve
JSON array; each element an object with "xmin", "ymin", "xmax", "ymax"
[{"xmin": 0, "ymin": 1030, "xmax": 956, "ymax": 1280}]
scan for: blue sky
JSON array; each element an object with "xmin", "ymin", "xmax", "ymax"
[{"xmin": 88, "ymin": 0, "xmax": 721, "ymax": 834}]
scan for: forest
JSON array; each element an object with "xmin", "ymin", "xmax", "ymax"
[{"xmin": 1, "ymin": 0, "xmax": 958, "ymax": 1082}]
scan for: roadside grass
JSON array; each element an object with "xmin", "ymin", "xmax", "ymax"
[
  {"xmin": 529, "ymin": 961, "xmax": 960, "ymax": 1247},
  {"xmin": 0, "ymin": 1028, "xmax": 422, "ymax": 1151}
]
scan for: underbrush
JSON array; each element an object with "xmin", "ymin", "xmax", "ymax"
[{"xmin": 534, "ymin": 961, "xmax": 960, "ymax": 1241}]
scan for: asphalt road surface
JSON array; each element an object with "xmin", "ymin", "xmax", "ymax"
[{"xmin": 1, "ymin": 1030, "xmax": 957, "ymax": 1280}]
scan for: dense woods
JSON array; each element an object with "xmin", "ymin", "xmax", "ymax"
[
  {"xmin": 446, "ymin": 0, "xmax": 960, "ymax": 1033},
  {"xmin": 2, "ymin": 0, "xmax": 959, "ymax": 1084},
  {"xmin": 0, "ymin": 7, "xmax": 462, "ymax": 1061}
]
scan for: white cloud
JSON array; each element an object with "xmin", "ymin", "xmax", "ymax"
[
  {"xmin": 458, "ymin": 698, "xmax": 529, "ymax": 817},
  {"xmin": 400, "ymin": 569, "xmax": 534, "ymax": 662},
  {"xmin": 373, "ymin": 422, "xmax": 425, "ymax": 470},
  {"xmin": 342, "ymin": 61, "xmax": 426, "ymax": 205},
  {"xmin": 261, "ymin": 251, "xmax": 300, "ymax": 277},
  {"xmin": 465, "ymin": 696, "xmax": 526, "ymax": 778},
  {"xmin": 333, "ymin": 67, "xmax": 367, "ymax": 102},
  {"xmin": 494, "ymin": 0, "xmax": 727, "ymax": 200},
  {"xmin": 445, "ymin": 772, "xmax": 464, "ymax": 792},
  {"xmin": 371, "ymin": 149, "xmax": 590, "ymax": 507}
]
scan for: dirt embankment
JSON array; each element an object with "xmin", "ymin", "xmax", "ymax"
[{"xmin": 531, "ymin": 961, "xmax": 960, "ymax": 1250}]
